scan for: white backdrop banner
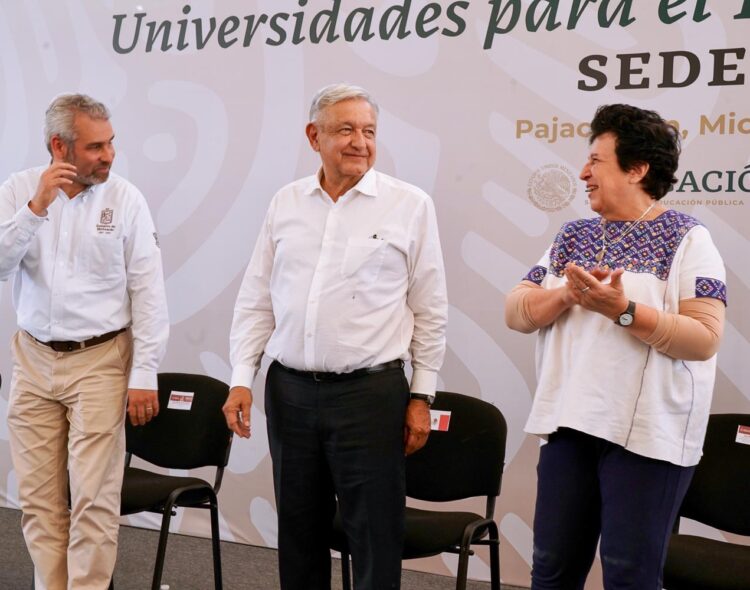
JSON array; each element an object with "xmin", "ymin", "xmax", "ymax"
[{"xmin": 1, "ymin": 1, "xmax": 748, "ymax": 586}]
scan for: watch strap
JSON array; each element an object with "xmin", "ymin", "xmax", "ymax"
[{"xmin": 410, "ymin": 392, "xmax": 435, "ymax": 406}]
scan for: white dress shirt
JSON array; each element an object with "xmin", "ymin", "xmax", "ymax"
[
  {"xmin": 230, "ymin": 168, "xmax": 448, "ymax": 395},
  {"xmin": 0, "ymin": 166, "xmax": 169, "ymax": 390}
]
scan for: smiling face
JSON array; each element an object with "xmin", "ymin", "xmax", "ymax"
[
  {"xmin": 306, "ymin": 98, "xmax": 377, "ymax": 198},
  {"xmin": 58, "ymin": 113, "xmax": 115, "ymax": 188},
  {"xmin": 580, "ymin": 132, "xmax": 647, "ymax": 219}
]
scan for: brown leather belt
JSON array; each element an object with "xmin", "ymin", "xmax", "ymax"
[
  {"xmin": 29, "ymin": 328, "xmax": 127, "ymax": 353},
  {"xmin": 275, "ymin": 359, "xmax": 404, "ymax": 382}
]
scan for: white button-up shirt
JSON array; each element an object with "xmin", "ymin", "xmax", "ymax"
[
  {"xmin": 0, "ymin": 166, "xmax": 169, "ymax": 390},
  {"xmin": 230, "ymin": 168, "xmax": 448, "ymax": 395}
]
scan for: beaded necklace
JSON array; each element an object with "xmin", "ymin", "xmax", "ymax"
[{"xmin": 595, "ymin": 201, "xmax": 656, "ymax": 263}]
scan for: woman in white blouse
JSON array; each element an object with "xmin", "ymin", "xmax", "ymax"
[{"xmin": 506, "ymin": 104, "xmax": 726, "ymax": 590}]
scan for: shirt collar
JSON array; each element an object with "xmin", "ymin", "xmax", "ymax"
[
  {"xmin": 354, "ymin": 168, "xmax": 377, "ymax": 197},
  {"xmin": 68, "ymin": 181, "xmax": 102, "ymax": 203},
  {"xmin": 304, "ymin": 167, "xmax": 378, "ymax": 199},
  {"xmin": 78, "ymin": 184, "xmax": 98, "ymax": 201}
]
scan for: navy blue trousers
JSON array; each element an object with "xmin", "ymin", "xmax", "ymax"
[
  {"xmin": 531, "ymin": 428, "xmax": 694, "ymax": 590},
  {"xmin": 265, "ymin": 361, "xmax": 410, "ymax": 590}
]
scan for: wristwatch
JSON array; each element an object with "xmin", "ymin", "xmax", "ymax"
[
  {"xmin": 615, "ymin": 300, "xmax": 636, "ymax": 327},
  {"xmin": 410, "ymin": 392, "xmax": 435, "ymax": 406}
]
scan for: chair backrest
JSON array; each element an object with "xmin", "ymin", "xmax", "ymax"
[
  {"xmin": 126, "ymin": 372, "xmax": 232, "ymax": 471},
  {"xmin": 679, "ymin": 413, "xmax": 750, "ymax": 535},
  {"xmin": 406, "ymin": 391, "xmax": 507, "ymax": 502}
]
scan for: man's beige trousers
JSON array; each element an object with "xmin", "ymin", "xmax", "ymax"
[{"xmin": 8, "ymin": 330, "xmax": 131, "ymax": 590}]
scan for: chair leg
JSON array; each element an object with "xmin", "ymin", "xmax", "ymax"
[
  {"xmin": 487, "ymin": 523, "xmax": 501, "ymax": 590},
  {"xmin": 151, "ymin": 504, "xmax": 175, "ymax": 590},
  {"xmin": 456, "ymin": 519, "xmax": 500, "ymax": 590},
  {"xmin": 455, "ymin": 545, "xmax": 471, "ymax": 590},
  {"xmin": 209, "ymin": 495, "xmax": 223, "ymax": 590},
  {"xmin": 340, "ymin": 550, "xmax": 353, "ymax": 590}
]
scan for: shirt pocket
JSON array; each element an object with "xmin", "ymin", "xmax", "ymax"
[
  {"xmin": 341, "ymin": 237, "xmax": 387, "ymax": 283},
  {"xmin": 82, "ymin": 234, "xmax": 125, "ymax": 283}
]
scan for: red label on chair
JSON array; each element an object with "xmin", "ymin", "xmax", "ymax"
[
  {"xmin": 737, "ymin": 425, "xmax": 750, "ymax": 445},
  {"xmin": 168, "ymin": 390, "xmax": 194, "ymax": 410},
  {"xmin": 430, "ymin": 410, "xmax": 451, "ymax": 431}
]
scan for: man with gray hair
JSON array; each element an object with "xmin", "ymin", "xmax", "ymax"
[
  {"xmin": 0, "ymin": 94, "xmax": 169, "ymax": 589},
  {"xmin": 225, "ymin": 83, "xmax": 448, "ymax": 589}
]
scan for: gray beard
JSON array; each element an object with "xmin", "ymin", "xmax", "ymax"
[
  {"xmin": 74, "ymin": 170, "xmax": 109, "ymax": 186},
  {"xmin": 62, "ymin": 148, "xmax": 109, "ymax": 186}
]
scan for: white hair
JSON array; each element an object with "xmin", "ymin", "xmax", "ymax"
[
  {"xmin": 44, "ymin": 94, "xmax": 110, "ymax": 154},
  {"xmin": 309, "ymin": 83, "xmax": 379, "ymax": 123}
]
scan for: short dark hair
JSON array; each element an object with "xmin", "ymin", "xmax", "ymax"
[{"xmin": 590, "ymin": 104, "xmax": 680, "ymax": 199}]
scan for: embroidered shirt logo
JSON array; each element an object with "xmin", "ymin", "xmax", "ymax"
[{"xmin": 97, "ymin": 208, "xmax": 116, "ymax": 234}]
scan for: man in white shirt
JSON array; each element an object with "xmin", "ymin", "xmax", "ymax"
[
  {"xmin": 224, "ymin": 83, "xmax": 448, "ymax": 590},
  {"xmin": 0, "ymin": 94, "xmax": 169, "ymax": 590}
]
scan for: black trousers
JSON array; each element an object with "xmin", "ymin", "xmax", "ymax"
[{"xmin": 265, "ymin": 361, "xmax": 410, "ymax": 590}]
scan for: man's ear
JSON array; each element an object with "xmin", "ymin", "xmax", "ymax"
[
  {"xmin": 305, "ymin": 122, "xmax": 320, "ymax": 152},
  {"xmin": 49, "ymin": 135, "xmax": 68, "ymax": 162}
]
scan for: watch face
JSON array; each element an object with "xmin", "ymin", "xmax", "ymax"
[{"xmin": 619, "ymin": 313, "xmax": 634, "ymax": 326}]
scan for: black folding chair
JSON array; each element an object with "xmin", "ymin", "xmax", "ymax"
[
  {"xmin": 332, "ymin": 390, "xmax": 508, "ymax": 590},
  {"xmin": 117, "ymin": 372, "xmax": 232, "ymax": 590},
  {"xmin": 663, "ymin": 413, "xmax": 750, "ymax": 590}
]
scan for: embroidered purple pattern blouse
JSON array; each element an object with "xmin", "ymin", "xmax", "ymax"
[
  {"xmin": 549, "ymin": 210, "xmax": 697, "ymax": 280},
  {"xmin": 524, "ymin": 209, "xmax": 727, "ymax": 304},
  {"xmin": 695, "ymin": 277, "xmax": 727, "ymax": 304}
]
